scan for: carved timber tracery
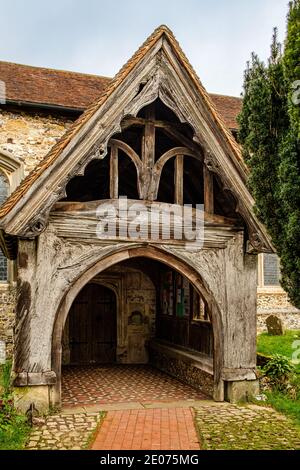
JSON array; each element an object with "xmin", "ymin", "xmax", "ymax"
[{"xmin": 64, "ymin": 99, "xmax": 211, "ymax": 209}]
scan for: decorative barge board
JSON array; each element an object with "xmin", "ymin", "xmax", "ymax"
[{"xmin": 0, "ymin": 26, "xmax": 273, "ymax": 411}]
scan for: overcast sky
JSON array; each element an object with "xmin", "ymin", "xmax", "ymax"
[{"xmin": 0, "ymin": 0, "xmax": 289, "ymax": 97}]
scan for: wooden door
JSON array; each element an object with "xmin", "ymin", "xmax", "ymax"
[{"xmin": 69, "ymin": 283, "xmax": 117, "ymax": 364}]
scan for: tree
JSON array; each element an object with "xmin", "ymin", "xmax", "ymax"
[{"xmin": 238, "ymin": 1, "xmax": 300, "ymax": 307}]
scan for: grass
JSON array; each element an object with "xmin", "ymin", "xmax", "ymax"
[
  {"xmin": 85, "ymin": 411, "xmax": 106, "ymax": 449},
  {"xmin": 0, "ymin": 363, "xmax": 30, "ymax": 450},
  {"xmin": 257, "ymin": 330, "xmax": 300, "ymax": 373},
  {"xmin": 0, "ymin": 413, "xmax": 30, "ymax": 450},
  {"xmin": 257, "ymin": 330, "xmax": 300, "ymax": 426},
  {"xmin": 265, "ymin": 390, "xmax": 300, "ymax": 426}
]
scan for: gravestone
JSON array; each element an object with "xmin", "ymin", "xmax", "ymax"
[{"xmin": 266, "ymin": 315, "xmax": 285, "ymax": 336}]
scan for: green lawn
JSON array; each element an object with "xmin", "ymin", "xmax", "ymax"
[
  {"xmin": 257, "ymin": 330, "xmax": 300, "ymax": 373},
  {"xmin": 257, "ymin": 330, "xmax": 300, "ymax": 425}
]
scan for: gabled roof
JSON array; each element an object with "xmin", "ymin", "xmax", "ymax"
[
  {"xmin": 0, "ymin": 61, "xmax": 242, "ymax": 128},
  {"xmin": 0, "ymin": 25, "xmax": 243, "ymax": 220},
  {"xmin": 0, "ymin": 25, "xmax": 273, "ymax": 253}
]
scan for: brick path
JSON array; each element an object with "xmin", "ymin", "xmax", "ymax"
[
  {"xmin": 24, "ymin": 402, "xmax": 300, "ymax": 451},
  {"xmin": 91, "ymin": 408, "xmax": 200, "ymax": 450},
  {"xmin": 62, "ymin": 365, "xmax": 207, "ymax": 408}
]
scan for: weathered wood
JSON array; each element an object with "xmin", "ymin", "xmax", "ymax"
[
  {"xmin": 110, "ymin": 144, "xmax": 118, "ymax": 199},
  {"xmin": 0, "ymin": 35, "xmax": 273, "ymax": 254},
  {"xmin": 109, "ymin": 139, "xmax": 141, "ymax": 172},
  {"xmin": 69, "ymin": 283, "xmax": 117, "ymax": 364},
  {"xmin": 174, "ymin": 155, "xmax": 184, "ymax": 205},
  {"xmin": 52, "ymin": 200, "xmax": 241, "ymax": 226},
  {"xmin": 121, "ymin": 116, "xmax": 186, "ymax": 131},
  {"xmin": 109, "ymin": 138, "xmax": 143, "ymax": 198},
  {"xmin": 10, "ymin": 30, "xmax": 264, "ymax": 410},
  {"xmin": 142, "ymin": 105, "xmax": 156, "ymax": 199},
  {"xmin": 204, "ymin": 164, "xmax": 214, "ymax": 214},
  {"xmin": 50, "ymin": 199, "xmax": 243, "ymax": 249},
  {"xmin": 122, "ymin": 116, "xmax": 202, "ymax": 156},
  {"xmin": 150, "ymin": 147, "xmax": 197, "ymax": 200}
]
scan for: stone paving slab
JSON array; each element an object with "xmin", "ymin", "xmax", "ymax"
[
  {"xmin": 62, "ymin": 400, "xmax": 209, "ymax": 415},
  {"xmin": 195, "ymin": 403, "xmax": 300, "ymax": 450},
  {"xmin": 25, "ymin": 412, "xmax": 103, "ymax": 450}
]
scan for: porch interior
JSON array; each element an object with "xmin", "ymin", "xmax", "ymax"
[{"xmin": 61, "ymin": 258, "xmax": 214, "ymax": 406}]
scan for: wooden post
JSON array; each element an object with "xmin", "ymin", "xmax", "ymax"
[
  {"xmin": 110, "ymin": 144, "xmax": 118, "ymax": 199},
  {"xmin": 142, "ymin": 104, "xmax": 156, "ymax": 199},
  {"xmin": 204, "ymin": 165, "xmax": 214, "ymax": 214},
  {"xmin": 175, "ymin": 155, "xmax": 184, "ymax": 205}
]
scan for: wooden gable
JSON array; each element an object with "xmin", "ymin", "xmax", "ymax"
[{"xmin": 0, "ymin": 26, "xmax": 273, "ymax": 253}]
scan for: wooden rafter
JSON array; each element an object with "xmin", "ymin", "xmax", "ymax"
[{"xmin": 121, "ymin": 116, "xmax": 202, "ymax": 156}]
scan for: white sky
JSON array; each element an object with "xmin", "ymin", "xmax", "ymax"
[{"xmin": 0, "ymin": 0, "xmax": 289, "ymax": 97}]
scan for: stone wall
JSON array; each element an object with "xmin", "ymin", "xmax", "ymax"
[
  {"xmin": 0, "ymin": 109, "xmax": 72, "ymax": 175},
  {"xmin": 257, "ymin": 291, "xmax": 300, "ymax": 331},
  {"xmin": 0, "ymin": 285, "xmax": 16, "ymax": 359},
  {"xmin": 149, "ymin": 344, "xmax": 214, "ymax": 397},
  {"xmin": 0, "ymin": 108, "xmax": 72, "ymax": 360}
]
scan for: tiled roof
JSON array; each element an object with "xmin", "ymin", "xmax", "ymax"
[
  {"xmin": 209, "ymin": 93, "xmax": 242, "ymax": 131},
  {"xmin": 0, "ymin": 62, "xmax": 242, "ymax": 129},
  {"xmin": 0, "ymin": 25, "xmax": 244, "ymax": 220},
  {"xmin": 0, "ymin": 61, "xmax": 110, "ymax": 110}
]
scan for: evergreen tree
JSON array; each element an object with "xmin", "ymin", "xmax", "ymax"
[
  {"xmin": 278, "ymin": 0, "xmax": 300, "ymax": 306},
  {"xmin": 238, "ymin": 1, "xmax": 300, "ymax": 307}
]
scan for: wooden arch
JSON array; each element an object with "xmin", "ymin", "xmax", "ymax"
[
  {"xmin": 150, "ymin": 146, "xmax": 200, "ymax": 202},
  {"xmin": 51, "ymin": 245, "xmax": 224, "ymax": 406},
  {"xmin": 108, "ymin": 139, "xmax": 143, "ymax": 199}
]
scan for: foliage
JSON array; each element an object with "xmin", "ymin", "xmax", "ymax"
[
  {"xmin": 0, "ymin": 407, "xmax": 29, "ymax": 450},
  {"xmin": 238, "ymin": 1, "xmax": 300, "ymax": 307},
  {"xmin": 257, "ymin": 331, "xmax": 300, "ymax": 426},
  {"xmin": 284, "ymin": 0, "xmax": 300, "ymax": 136},
  {"xmin": 263, "ymin": 354, "xmax": 295, "ymax": 385},
  {"xmin": 257, "ymin": 330, "xmax": 300, "ymax": 373},
  {"xmin": 0, "ymin": 360, "xmax": 30, "ymax": 450},
  {"xmin": 0, "ymin": 360, "xmax": 12, "ymax": 397}
]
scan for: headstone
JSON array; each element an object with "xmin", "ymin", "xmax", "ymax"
[
  {"xmin": 266, "ymin": 315, "xmax": 285, "ymax": 336},
  {"xmin": 0, "ymin": 340, "xmax": 6, "ymax": 364}
]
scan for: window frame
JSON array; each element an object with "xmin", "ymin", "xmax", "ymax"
[
  {"xmin": 0, "ymin": 150, "xmax": 24, "ymax": 285},
  {"xmin": 257, "ymin": 253, "xmax": 283, "ymax": 293}
]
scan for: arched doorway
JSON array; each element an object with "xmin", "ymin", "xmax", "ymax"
[
  {"xmin": 52, "ymin": 246, "xmax": 223, "ymax": 407},
  {"xmin": 67, "ymin": 283, "xmax": 117, "ymax": 365}
]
